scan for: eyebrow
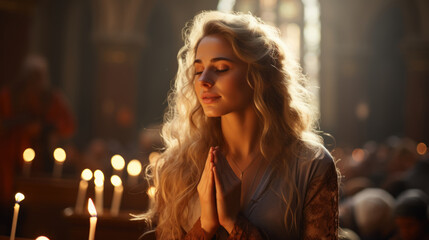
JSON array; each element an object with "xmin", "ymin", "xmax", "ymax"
[{"xmin": 193, "ymin": 57, "xmax": 234, "ymax": 64}]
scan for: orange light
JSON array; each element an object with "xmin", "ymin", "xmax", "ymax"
[
  {"xmin": 352, "ymin": 148, "xmax": 366, "ymax": 163},
  {"xmin": 417, "ymin": 142, "xmax": 427, "ymax": 155},
  {"xmin": 23, "ymin": 148, "xmax": 35, "ymax": 162}
]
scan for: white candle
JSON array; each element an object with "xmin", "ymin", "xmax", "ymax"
[
  {"xmin": 22, "ymin": 148, "xmax": 35, "ymax": 177},
  {"xmin": 75, "ymin": 169, "xmax": 93, "ymax": 214},
  {"xmin": 53, "ymin": 148, "xmax": 66, "ymax": 178},
  {"xmin": 111, "ymin": 154, "xmax": 125, "ymax": 177},
  {"xmin": 110, "ymin": 175, "xmax": 123, "ymax": 216},
  {"xmin": 127, "ymin": 159, "xmax": 142, "ymax": 186},
  {"xmin": 87, "ymin": 198, "xmax": 97, "ymax": 240},
  {"xmin": 10, "ymin": 192, "xmax": 25, "ymax": 240},
  {"xmin": 94, "ymin": 170, "xmax": 104, "ymax": 215}
]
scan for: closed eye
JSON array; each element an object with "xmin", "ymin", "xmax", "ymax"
[{"xmin": 216, "ymin": 68, "xmax": 229, "ymax": 73}]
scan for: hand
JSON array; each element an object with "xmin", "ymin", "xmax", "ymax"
[
  {"xmin": 197, "ymin": 147, "xmax": 219, "ymax": 236},
  {"xmin": 212, "ymin": 150, "xmax": 241, "ymax": 234}
]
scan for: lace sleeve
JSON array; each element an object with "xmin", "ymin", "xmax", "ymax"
[
  {"xmin": 302, "ymin": 158, "xmax": 339, "ymax": 240},
  {"xmin": 183, "ymin": 216, "xmax": 266, "ymax": 240},
  {"xmin": 183, "ymin": 218, "xmax": 210, "ymax": 240},
  {"xmin": 227, "ymin": 215, "xmax": 266, "ymax": 240}
]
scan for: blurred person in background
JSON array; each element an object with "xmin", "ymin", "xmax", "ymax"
[
  {"xmin": 0, "ymin": 55, "xmax": 75, "ymax": 226},
  {"xmin": 390, "ymin": 189, "xmax": 429, "ymax": 240}
]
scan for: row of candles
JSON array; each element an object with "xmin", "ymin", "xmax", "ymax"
[
  {"xmin": 22, "ymin": 148, "xmax": 152, "ymax": 182},
  {"xmin": 10, "ymin": 192, "xmax": 99, "ymax": 240}
]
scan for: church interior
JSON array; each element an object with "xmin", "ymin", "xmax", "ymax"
[{"xmin": 0, "ymin": 0, "xmax": 428, "ymax": 239}]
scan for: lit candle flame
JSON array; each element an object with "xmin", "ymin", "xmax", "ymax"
[
  {"xmin": 35, "ymin": 236, "xmax": 50, "ymax": 240},
  {"xmin": 15, "ymin": 192, "xmax": 25, "ymax": 203},
  {"xmin": 88, "ymin": 198, "xmax": 97, "ymax": 216},
  {"xmin": 111, "ymin": 155, "xmax": 125, "ymax": 170},
  {"xmin": 94, "ymin": 177, "xmax": 104, "ymax": 187},
  {"xmin": 127, "ymin": 159, "xmax": 142, "ymax": 176},
  {"xmin": 94, "ymin": 169, "xmax": 104, "ymax": 180},
  {"xmin": 53, "ymin": 148, "xmax": 66, "ymax": 163},
  {"xmin": 23, "ymin": 148, "xmax": 35, "ymax": 162},
  {"xmin": 110, "ymin": 175, "xmax": 122, "ymax": 187},
  {"xmin": 81, "ymin": 169, "xmax": 93, "ymax": 181},
  {"xmin": 147, "ymin": 186, "xmax": 156, "ymax": 199}
]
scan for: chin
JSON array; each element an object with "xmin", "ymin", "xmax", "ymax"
[{"xmin": 202, "ymin": 108, "xmax": 223, "ymax": 118}]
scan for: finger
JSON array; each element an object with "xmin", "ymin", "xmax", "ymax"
[
  {"xmin": 204, "ymin": 147, "xmax": 213, "ymax": 172},
  {"xmin": 213, "ymin": 166, "xmax": 224, "ymax": 196},
  {"xmin": 213, "ymin": 148, "xmax": 219, "ymax": 165}
]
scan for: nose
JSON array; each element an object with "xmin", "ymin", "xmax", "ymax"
[{"xmin": 197, "ymin": 69, "xmax": 214, "ymax": 88}]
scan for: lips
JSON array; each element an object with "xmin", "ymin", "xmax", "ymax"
[{"xmin": 201, "ymin": 92, "xmax": 221, "ymax": 104}]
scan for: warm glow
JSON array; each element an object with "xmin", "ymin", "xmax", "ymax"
[
  {"xmin": 23, "ymin": 148, "xmax": 35, "ymax": 162},
  {"xmin": 53, "ymin": 148, "xmax": 66, "ymax": 162},
  {"xmin": 127, "ymin": 160, "xmax": 142, "ymax": 176},
  {"xmin": 94, "ymin": 177, "xmax": 104, "ymax": 187},
  {"xmin": 35, "ymin": 236, "xmax": 50, "ymax": 240},
  {"xmin": 94, "ymin": 170, "xmax": 104, "ymax": 180},
  {"xmin": 149, "ymin": 152, "xmax": 160, "ymax": 165},
  {"xmin": 417, "ymin": 142, "xmax": 427, "ymax": 155},
  {"xmin": 110, "ymin": 175, "xmax": 122, "ymax": 187},
  {"xmin": 352, "ymin": 148, "xmax": 366, "ymax": 163},
  {"xmin": 87, "ymin": 198, "xmax": 97, "ymax": 216},
  {"xmin": 111, "ymin": 154, "xmax": 125, "ymax": 170},
  {"xmin": 147, "ymin": 186, "xmax": 156, "ymax": 198},
  {"xmin": 15, "ymin": 192, "xmax": 25, "ymax": 203},
  {"xmin": 81, "ymin": 169, "xmax": 93, "ymax": 181}
]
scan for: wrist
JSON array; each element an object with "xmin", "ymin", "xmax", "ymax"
[
  {"xmin": 200, "ymin": 220, "xmax": 217, "ymax": 238},
  {"xmin": 221, "ymin": 217, "xmax": 237, "ymax": 234}
]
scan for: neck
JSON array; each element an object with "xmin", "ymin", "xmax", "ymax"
[{"xmin": 221, "ymin": 106, "xmax": 260, "ymax": 161}]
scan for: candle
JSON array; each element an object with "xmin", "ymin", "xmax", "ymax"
[
  {"xmin": 22, "ymin": 148, "xmax": 35, "ymax": 177},
  {"xmin": 147, "ymin": 186, "xmax": 156, "ymax": 209},
  {"xmin": 110, "ymin": 175, "xmax": 123, "ymax": 216},
  {"xmin": 111, "ymin": 154, "xmax": 125, "ymax": 177},
  {"xmin": 75, "ymin": 169, "xmax": 93, "ymax": 214},
  {"xmin": 35, "ymin": 236, "xmax": 50, "ymax": 240},
  {"xmin": 10, "ymin": 192, "xmax": 25, "ymax": 240},
  {"xmin": 53, "ymin": 148, "xmax": 66, "ymax": 178},
  {"xmin": 126, "ymin": 159, "xmax": 142, "ymax": 186},
  {"xmin": 94, "ymin": 170, "xmax": 104, "ymax": 215},
  {"xmin": 87, "ymin": 198, "xmax": 97, "ymax": 240}
]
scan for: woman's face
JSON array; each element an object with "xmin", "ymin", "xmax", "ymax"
[{"xmin": 194, "ymin": 34, "xmax": 253, "ymax": 117}]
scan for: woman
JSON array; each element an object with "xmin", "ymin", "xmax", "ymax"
[{"xmin": 140, "ymin": 10, "xmax": 339, "ymax": 240}]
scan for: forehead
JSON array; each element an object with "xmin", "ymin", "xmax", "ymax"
[{"xmin": 195, "ymin": 34, "xmax": 237, "ymax": 61}]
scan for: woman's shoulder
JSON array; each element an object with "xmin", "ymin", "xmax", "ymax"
[{"xmin": 296, "ymin": 143, "xmax": 337, "ymax": 179}]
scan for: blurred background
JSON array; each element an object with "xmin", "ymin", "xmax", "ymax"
[{"xmin": 0, "ymin": 0, "xmax": 428, "ymax": 240}]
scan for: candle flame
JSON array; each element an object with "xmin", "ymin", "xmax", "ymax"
[
  {"xmin": 110, "ymin": 175, "xmax": 122, "ymax": 187},
  {"xmin": 147, "ymin": 186, "xmax": 156, "ymax": 199},
  {"xmin": 127, "ymin": 159, "xmax": 142, "ymax": 176},
  {"xmin": 94, "ymin": 177, "xmax": 104, "ymax": 187},
  {"xmin": 35, "ymin": 236, "xmax": 50, "ymax": 240},
  {"xmin": 88, "ymin": 198, "xmax": 97, "ymax": 216},
  {"xmin": 15, "ymin": 192, "xmax": 25, "ymax": 202},
  {"xmin": 94, "ymin": 169, "xmax": 104, "ymax": 180},
  {"xmin": 111, "ymin": 155, "xmax": 125, "ymax": 170},
  {"xmin": 23, "ymin": 148, "xmax": 35, "ymax": 162},
  {"xmin": 53, "ymin": 148, "xmax": 66, "ymax": 162},
  {"xmin": 81, "ymin": 169, "xmax": 93, "ymax": 181}
]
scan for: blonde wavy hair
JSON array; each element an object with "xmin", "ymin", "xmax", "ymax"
[{"xmin": 140, "ymin": 10, "xmax": 323, "ymax": 239}]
